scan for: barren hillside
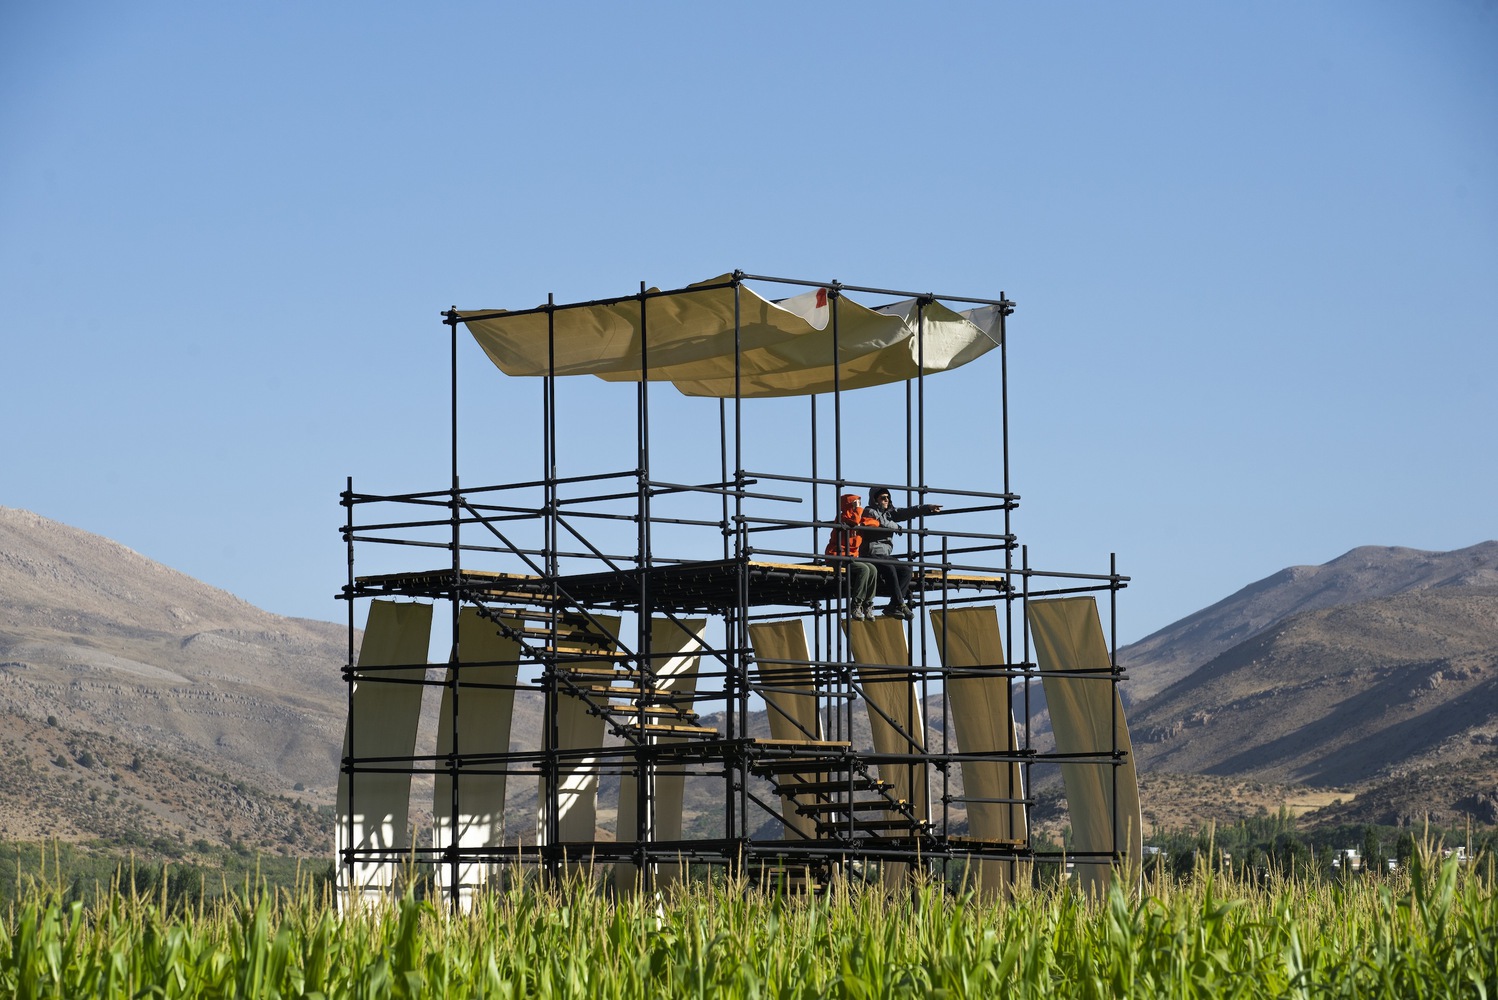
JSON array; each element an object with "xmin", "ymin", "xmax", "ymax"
[
  {"xmin": 1120, "ymin": 542, "xmax": 1498, "ymax": 702},
  {"xmin": 0, "ymin": 506, "xmax": 352, "ymax": 848},
  {"xmin": 1129, "ymin": 584, "xmax": 1498, "ymax": 829}
]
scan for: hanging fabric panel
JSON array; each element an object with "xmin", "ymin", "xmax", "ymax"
[
  {"xmin": 335, "ymin": 600, "xmax": 432, "ymax": 910},
  {"xmin": 1027, "ymin": 597, "xmax": 1143, "ymax": 897},
  {"xmin": 432, "ymin": 607, "xmax": 521, "ymax": 910},
  {"xmin": 846, "ymin": 617, "xmax": 929, "ymax": 884},
  {"xmin": 746, "ymin": 619, "xmax": 823, "ymax": 841},
  {"xmin": 929, "ymin": 606, "xmax": 1025, "ymax": 899}
]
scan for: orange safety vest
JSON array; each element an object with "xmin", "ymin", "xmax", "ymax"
[{"xmin": 825, "ymin": 494, "xmax": 879, "ymax": 558}]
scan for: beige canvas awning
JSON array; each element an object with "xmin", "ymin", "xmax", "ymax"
[{"xmin": 459, "ymin": 275, "xmax": 1003, "ymax": 398}]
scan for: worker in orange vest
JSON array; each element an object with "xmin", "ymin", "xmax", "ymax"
[{"xmin": 825, "ymin": 493, "xmax": 879, "ymax": 621}]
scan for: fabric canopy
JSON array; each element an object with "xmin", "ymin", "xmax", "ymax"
[{"xmin": 459, "ymin": 274, "xmax": 1003, "ymax": 398}]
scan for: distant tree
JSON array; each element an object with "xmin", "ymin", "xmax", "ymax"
[
  {"xmin": 1272, "ymin": 831, "xmax": 1309, "ymax": 875},
  {"xmin": 165, "ymin": 865, "xmax": 204, "ymax": 912},
  {"xmin": 1396, "ymin": 832, "xmax": 1418, "ymax": 870},
  {"xmin": 1362, "ymin": 826, "xmax": 1385, "ymax": 876}
]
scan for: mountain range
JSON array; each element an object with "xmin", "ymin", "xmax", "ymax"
[
  {"xmin": 1121, "ymin": 542, "xmax": 1498, "ymax": 829},
  {"xmin": 0, "ymin": 506, "xmax": 345, "ymax": 853},
  {"xmin": 2, "ymin": 504, "xmax": 1494, "ymax": 853}
]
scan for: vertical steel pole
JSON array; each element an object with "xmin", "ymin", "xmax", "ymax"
[
  {"xmin": 447, "ymin": 310, "xmax": 462, "ymax": 911},
  {"xmin": 542, "ymin": 294, "xmax": 560, "ymax": 884},
  {"xmin": 636, "ymin": 281, "xmax": 655, "ymax": 887},
  {"xmin": 999, "ymin": 296, "xmax": 1020, "ymax": 878},
  {"xmin": 732, "ymin": 276, "xmax": 746, "ymax": 862},
  {"xmin": 912, "ymin": 298, "xmax": 927, "ymax": 830},
  {"xmin": 342, "ymin": 474, "xmax": 356, "ymax": 902},
  {"xmin": 547, "ymin": 295, "xmax": 558, "ymax": 578},
  {"xmin": 1110, "ymin": 550, "xmax": 1121, "ymax": 872},
  {"xmin": 1021, "ymin": 542, "xmax": 1033, "ymax": 861},
  {"xmin": 543, "ymin": 296, "xmax": 559, "ymax": 884},
  {"xmin": 831, "ymin": 285, "xmax": 842, "ymax": 484},
  {"xmin": 720, "ymin": 399, "xmax": 730, "ymax": 560},
  {"xmin": 810, "ymin": 391, "xmax": 824, "ymax": 693},
  {"xmin": 940, "ymin": 536, "xmax": 951, "ymax": 857},
  {"xmin": 829, "ymin": 288, "xmax": 848, "ymax": 742}
]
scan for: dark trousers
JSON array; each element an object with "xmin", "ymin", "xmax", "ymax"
[
  {"xmin": 866, "ymin": 555, "xmax": 912, "ymax": 604},
  {"xmin": 837, "ymin": 559, "xmax": 877, "ymax": 604}
]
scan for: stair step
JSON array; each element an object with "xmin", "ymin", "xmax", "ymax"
[
  {"xmin": 796, "ymin": 799, "xmax": 905, "ymax": 815},
  {"xmin": 514, "ymin": 623, "xmax": 614, "ymax": 641},
  {"xmin": 557, "ymin": 664, "xmax": 639, "ymax": 677},
  {"xmin": 477, "ymin": 609, "xmax": 608, "ymax": 630},
  {"xmin": 751, "ymin": 759, "xmax": 853, "ymax": 776},
  {"xmin": 619, "ymin": 723, "xmax": 719, "ymax": 737},
  {"xmin": 775, "ymin": 778, "xmax": 888, "ymax": 796},
  {"xmin": 741, "ymin": 859, "xmax": 832, "ymax": 876},
  {"xmin": 743, "ymin": 874, "xmax": 827, "ymax": 894},
  {"xmin": 818, "ymin": 817, "xmax": 928, "ymax": 833},
  {"xmin": 584, "ymin": 685, "xmax": 690, "ymax": 699},
  {"xmin": 491, "ymin": 608, "xmax": 577, "ymax": 622},
  {"xmin": 946, "ymin": 835, "xmax": 1026, "ymax": 848},
  {"xmin": 604, "ymin": 704, "xmax": 694, "ymax": 718}
]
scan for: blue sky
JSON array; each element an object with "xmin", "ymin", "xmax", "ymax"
[{"xmin": 3, "ymin": 2, "xmax": 1494, "ymax": 644}]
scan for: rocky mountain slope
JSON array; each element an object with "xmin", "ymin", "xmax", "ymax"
[
  {"xmin": 1120, "ymin": 542, "xmax": 1498, "ymax": 701},
  {"xmin": 1123, "ymin": 543, "xmax": 1498, "ymax": 830},
  {"xmin": 0, "ymin": 506, "xmax": 351, "ymax": 852},
  {"xmin": 1132, "ymin": 588, "xmax": 1498, "ymax": 782}
]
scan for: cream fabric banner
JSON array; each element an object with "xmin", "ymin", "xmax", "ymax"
[
  {"xmin": 1027, "ymin": 597, "xmax": 1143, "ymax": 897},
  {"xmin": 461, "ymin": 276, "xmax": 1003, "ymax": 398},
  {"xmin": 747, "ymin": 619, "xmax": 822, "ymax": 840},
  {"xmin": 432, "ymin": 608, "xmax": 521, "ymax": 908},
  {"xmin": 929, "ymin": 607, "xmax": 1024, "ymax": 899},
  {"xmin": 539, "ymin": 614, "xmax": 622, "ymax": 865},
  {"xmin": 847, "ymin": 618, "xmax": 929, "ymax": 885},
  {"xmin": 614, "ymin": 617, "xmax": 708, "ymax": 894},
  {"xmin": 336, "ymin": 600, "xmax": 432, "ymax": 910},
  {"xmin": 846, "ymin": 618, "xmax": 929, "ymax": 823}
]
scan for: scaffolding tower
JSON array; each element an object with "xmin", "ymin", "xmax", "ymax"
[{"xmin": 335, "ymin": 271, "xmax": 1141, "ymax": 907}]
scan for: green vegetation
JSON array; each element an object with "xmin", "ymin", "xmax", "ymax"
[
  {"xmin": 0, "ymin": 842, "xmax": 324, "ymax": 913},
  {"xmin": 2, "ymin": 846, "xmax": 1496, "ymax": 998},
  {"xmin": 1143, "ymin": 813, "xmax": 1497, "ymax": 882}
]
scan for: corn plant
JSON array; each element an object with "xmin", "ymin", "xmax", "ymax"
[{"xmin": 1, "ymin": 851, "xmax": 1494, "ymax": 998}]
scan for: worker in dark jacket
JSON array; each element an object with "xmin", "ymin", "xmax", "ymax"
[{"xmin": 859, "ymin": 486, "xmax": 942, "ymax": 620}]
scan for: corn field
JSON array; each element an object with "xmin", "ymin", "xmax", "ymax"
[{"xmin": 3, "ymin": 854, "xmax": 1495, "ymax": 998}]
